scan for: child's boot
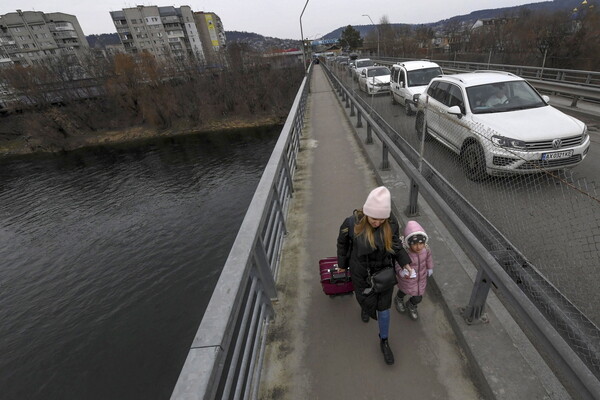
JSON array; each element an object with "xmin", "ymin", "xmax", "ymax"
[
  {"xmin": 394, "ymin": 294, "xmax": 406, "ymax": 313},
  {"xmin": 407, "ymin": 301, "xmax": 418, "ymax": 320}
]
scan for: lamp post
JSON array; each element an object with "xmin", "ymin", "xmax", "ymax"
[
  {"xmin": 300, "ymin": 0, "xmax": 310, "ymax": 71},
  {"xmin": 362, "ymin": 14, "xmax": 379, "ymax": 57}
]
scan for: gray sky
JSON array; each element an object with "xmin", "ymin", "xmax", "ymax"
[{"xmin": 1, "ymin": 0, "xmax": 538, "ymax": 40}]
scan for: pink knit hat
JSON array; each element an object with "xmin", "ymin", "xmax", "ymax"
[{"xmin": 363, "ymin": 186, "xmax": 391, "ymax": 219}]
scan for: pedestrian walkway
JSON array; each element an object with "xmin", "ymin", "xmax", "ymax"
[{"xmin": 258, "ymin": 65, "xmax": 572, "ymax": 399}]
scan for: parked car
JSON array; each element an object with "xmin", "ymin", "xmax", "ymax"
[
  {"xmin": 352, "ymin": 58, "xmax": 375, "ymax": 81},
  {"xmin": 390, "ymin": 60, "xmax": 442, "ymax": 115},
  {"xmin": 358, "ymin": 66, "xmax": 391, "ymax": 95},
  {"xmin": 415, "ymin": 71, "xmax": 590, "ymax": 180}
]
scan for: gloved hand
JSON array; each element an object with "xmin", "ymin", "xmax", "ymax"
[
  {"xmin": 409, "ymin": 269, "xmax": 417, "ymax": 279},
  {"xmin": 400, "ymin": 269, "xmax": 409, "ymax": 278},
  {"xmin": 427, "ymin": 269, "xmax": 433, "ymax": 277}
]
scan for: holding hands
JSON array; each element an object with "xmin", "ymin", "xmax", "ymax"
[{"xmin": 400, "ymin": 265, "xmax": 416, "ymax": 279}]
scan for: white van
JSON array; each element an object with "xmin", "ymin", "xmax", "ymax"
[{"xmin": 390, "ymin": 60, "xmax": 442, "ymax": 115}]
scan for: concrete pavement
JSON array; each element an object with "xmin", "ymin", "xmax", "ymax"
[{"xmin": 258, "ymin": 64, "xmax": 572, "ymax": 399}]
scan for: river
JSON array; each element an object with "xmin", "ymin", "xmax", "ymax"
[{"xmin": 0, "ymin": 127, "xmax": 279, "ymax": 399}]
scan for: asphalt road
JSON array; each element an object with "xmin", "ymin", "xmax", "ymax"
[{"xmin": 333, "ymin": 65, "xmax": 600, "ymax": 328}]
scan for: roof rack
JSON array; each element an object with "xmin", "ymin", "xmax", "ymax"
[{"xmin": 473, "ymin": 70, "xmax": 517, "ymax": 77}]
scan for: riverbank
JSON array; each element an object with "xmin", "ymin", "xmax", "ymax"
[{"xmin": 0, "ymin": 115, "xmax": 283, "ymax": 159}]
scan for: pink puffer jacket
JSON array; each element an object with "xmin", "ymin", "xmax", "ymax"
[{"xmin": 395, "ymin": 221, "xmax": 434, "ymax": 296}]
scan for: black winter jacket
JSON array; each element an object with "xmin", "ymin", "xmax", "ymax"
[{"xmin": 336, "ymin": 210, "xmax": 411, "ymax": 319}]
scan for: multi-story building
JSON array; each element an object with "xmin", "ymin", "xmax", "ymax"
[
  {"xmin": 0, "ymin": 9, "xmax": 89, "ymax": 67},
  {"xmin": 110, "ymin": 5, "xmax": 226, "ymax": 64},
  {"xmin": 193, "ymin": 12, "xmax": 226, "ymax": 65}
]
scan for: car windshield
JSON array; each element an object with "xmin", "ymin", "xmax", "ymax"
[
  {"xmin": 367, "ymin": 67, "xmax": 390, "ymax": 77},
  {"xmin": 467, "ymin": 80, "xmax": 547, "ymax": 114},
  {"xmin": 357, "ymin": 60, "xmax": 374, "ymax": 68},
  {"xmin": 407, "ymin": 67, "xmax": 442, "ymax": 86}
]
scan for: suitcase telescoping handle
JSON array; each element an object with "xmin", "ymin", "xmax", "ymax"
[{"xmin": 329, "ymin": 264, "xmax": 351, "ymax": 283}]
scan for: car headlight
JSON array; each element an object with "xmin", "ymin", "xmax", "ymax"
[
  {"xmin": 491, "ymin": 135, "xmax": 527, "ymax": 149},
  {"xmin": 583, "ymin": 125, "xmax": 589, "ymax": 142}
]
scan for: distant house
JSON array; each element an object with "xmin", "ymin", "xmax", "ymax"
[{"xmin": 471, "ymin": 17, "xmax": 518, "ymax": 30}]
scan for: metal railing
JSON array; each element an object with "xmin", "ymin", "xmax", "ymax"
[
  {"xmin": 322, "ymin": 63, "xmax": 600, "ymax": 400},
  {"xmin": 374, "ymin": 57, "xmax": 600, "ymax": 107},
  {"xmin": 170, "ymin": 64, "xmax": 311, "ymax": 400}
]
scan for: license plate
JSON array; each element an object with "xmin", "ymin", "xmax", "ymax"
[{"xmin": 542, "ymin": 150, "xmax": 573, "ymax": 160}]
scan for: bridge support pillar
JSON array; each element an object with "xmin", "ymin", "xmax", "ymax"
[{"xmin": 461, "ymin": 268, "xmax": 491, "ymax": 325}]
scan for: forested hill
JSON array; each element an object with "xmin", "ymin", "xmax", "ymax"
[{"xmin": 322, "ymin": 0, "xmax": 590, "ymax": 39}]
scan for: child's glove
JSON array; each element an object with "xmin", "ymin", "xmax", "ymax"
[
  {"xmin": 400, "ymin": 269, "xmax": 409, "ymax": 278},
  {"xmin": 409, "ymin": 269, "xmax": 417, "ymax": 279},
  {"xmin": 428, "ymin": 269, "xmax": 433, "ymax": 277}
]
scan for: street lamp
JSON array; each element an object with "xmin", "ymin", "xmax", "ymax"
[
  {"xmin": 362, "ymin": 14, "xmax": 379, "ymax": 57},
  {"xmin": 299, "ymin": 0, "xmax": 310, "ymax": 71}
]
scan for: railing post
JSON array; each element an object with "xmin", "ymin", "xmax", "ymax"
[
  {"xmin": 380, "ymin": 143, "xmax": 389, "ymax": 170},
  {"xmin": 404, "ymin": 178, "xmax": 420, "ymax": 217},
  {"xmin": 461, "ymin": 268, "xmax": 491, "ymax": 325},
  {"xmin": 356, "ymin": 110, "xmax": 362, "ymax": 128},
  {"xmin": 350, "ymin": 102, "xmax": 355, "ymax": 116},
  {"xmin": 366, "ymin": 123, "xmax": 373, "ymax": 144},
  {"xmin": 345, "ymin": 93, "xmax": 350, "ymax": 108},
  {"xmin": 254, "ymin": 238, "xmax": 278, "ymax": 299}
]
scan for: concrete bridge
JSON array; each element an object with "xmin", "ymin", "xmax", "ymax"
[{"xmin": 171, "ymin": 63, "xmax": 600, "ymax": 399}]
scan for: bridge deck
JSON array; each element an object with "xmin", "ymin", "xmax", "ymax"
[{"xmin": 257, "ymin": 65, "xmax": 573, "ymax": 399}]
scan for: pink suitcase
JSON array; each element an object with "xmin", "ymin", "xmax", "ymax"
[{"xmin": 319, "ymin": 257, "xmax": 354, "ymax": 296}]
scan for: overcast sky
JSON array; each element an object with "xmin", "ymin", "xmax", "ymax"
[{"xmin": 1, "ymin": 0, "xmax": 539, "ymax": 40}]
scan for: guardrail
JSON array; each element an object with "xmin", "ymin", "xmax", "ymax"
[
  {"xmin": 170, "ymin": 64, "xmax": 312, "ymax": 399},
  {"xmin": 321, "ymin": 62, "xmax": 600, "ymax": 400},
  {"xmin": 373, "ymin": 57, "xmax": 600, "ymax": 108}
]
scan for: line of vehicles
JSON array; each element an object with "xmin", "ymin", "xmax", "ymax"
[{"xmin": 324, "ymin": 55, "xmax": 590, "ymax": 181}]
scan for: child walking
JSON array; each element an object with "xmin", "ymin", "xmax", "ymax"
[{"xmin": 394, "ymin": 220, "xmax": 434, "ymax": 320}]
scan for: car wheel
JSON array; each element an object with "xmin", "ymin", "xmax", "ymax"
[
  {"xmin": 415, "ymin": 112, "xmax": 431, "ymax": 142},
  {"xmin": 405, "ymin": 100, "xmax": 414, "ymax": 116},
  {"xmin": 462, "ymin": 142, "xmax": 488, "ymax": 181}
]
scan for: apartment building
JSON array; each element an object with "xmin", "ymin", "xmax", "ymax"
[
  {"xmin": 193, "ymin": 12, "xmax": 226, "ymax": 65},
  {"xmin": 110, "ymin": 5, "xmax": 226, "ymax": 64},
  {"xmin": 0, "ymin": 10, "xmax": 89, "ymax": 67}
]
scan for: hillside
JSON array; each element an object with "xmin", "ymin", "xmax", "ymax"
[
  {"xmin": 86, "ymin": 0, "xmax": 589, "ymax": 50},
  {"xmin": 323, "ymin": 0, "xmax": 590, "ymax": 39}
]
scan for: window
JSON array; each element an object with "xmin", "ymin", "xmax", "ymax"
[
  {"xmin": 432, "ymin": 82, "xmax": 450, "ymax": 104},
  {"xmin": 427, "ymin": 81, "xmax": 439, "ymax": 97},
  {"xmin": 447, "ymin": 84, "xmax": 464, "ymax": 110}
]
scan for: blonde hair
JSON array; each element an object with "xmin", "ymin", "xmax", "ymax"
[{"xmin": 354, "ymin": 211, "xmax": 394, "ymax": 252}]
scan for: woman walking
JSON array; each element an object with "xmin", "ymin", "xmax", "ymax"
[{"xmin": 336, "ymin": 186, "xmax": 411, "ymax": 365}]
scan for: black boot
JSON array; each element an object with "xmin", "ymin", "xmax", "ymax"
[
  {"xmin": 361, "ymin": 308, "xmax": 370, "ymax": 323},
  {"xmin": 380, "ymin": 337, "xmax": 395, "ymax": 365}
]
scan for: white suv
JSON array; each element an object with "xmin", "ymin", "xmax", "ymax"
[
  {"xmin": 390, "ymin": 60, "xmax": 442, "ymax": 115},
  {"xmin": 415, "ymin": 71, "xmax": 590, "ymax": 180},
  {"xmin": 352, "ymin": 58, "xmax": 374, "ymax": 81}
]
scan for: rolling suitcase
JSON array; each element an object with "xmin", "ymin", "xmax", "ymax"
[{"xmin": 319, "ymin": 257, "xmax": 354, "ymax": 296}]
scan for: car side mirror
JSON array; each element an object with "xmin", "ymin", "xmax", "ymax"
[
  {"xmin": 400, "ymin": 82, "xmax": 404, "ymax": 88},
  {"xmin": 542, "ymin": 95, "xmax": 550, "ymax": 104},
  {"xmin": 448, "ymin": 105, "xmax": 463, "ymax": 118}
]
